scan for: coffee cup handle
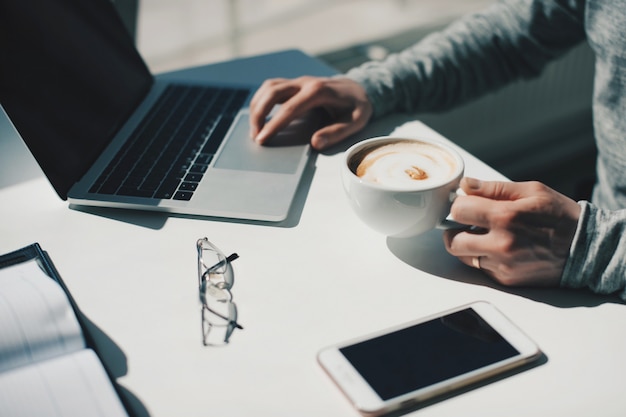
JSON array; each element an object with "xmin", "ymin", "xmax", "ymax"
[
  {"xmin": 437, "ymin": 219, "xmax": 487, "ymax": 233},
  {"xmin": 436, "ymin": 189, "xmax": 478, "ymax": 231},
  {"xmin": 437, "ymin": 219, "xmax": 471, "ymax": 230}
]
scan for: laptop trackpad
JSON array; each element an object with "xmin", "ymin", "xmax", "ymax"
[{"xmin": 213, "ymin": 112, "xmax": 311, "ymax": 174}]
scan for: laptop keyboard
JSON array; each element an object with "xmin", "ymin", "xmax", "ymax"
[{"xmin": 88, "ymin": 84, "xmax": 250, "ymax": 201}]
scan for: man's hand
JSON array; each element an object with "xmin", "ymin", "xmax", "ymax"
[
  {"xmin": 249, "ymin": 76, "xmax": 373, "ymax": 150},
  {"xmin": 444, "ymin": 178, "xmax": 581, "ymax": 287}
]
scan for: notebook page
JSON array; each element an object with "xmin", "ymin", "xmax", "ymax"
[
  {"xmin": 0, "ymin": 348, "xmax": 128, "ymax": 417},
  {"xmin": 0, "ymin": 260, "xmax": 85, "ymax": 373}
]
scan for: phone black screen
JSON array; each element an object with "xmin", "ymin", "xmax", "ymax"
[{"xmin": 339, "ymin": 308, "xmax": 519, "ymax": 400}]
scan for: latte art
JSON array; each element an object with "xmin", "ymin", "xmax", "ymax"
[{"xmin": 354, "ymin": 140, "xmax": 457, "ymax": 188}]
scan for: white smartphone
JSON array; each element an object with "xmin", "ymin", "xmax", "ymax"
[{"xmin": 317, "ymin": 301, "xmax": 541, "ymax": 416}]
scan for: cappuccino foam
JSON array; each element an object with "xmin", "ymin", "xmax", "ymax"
[{"xmin": 354, "ymin": 140, "xmax": 457, "ymax": 188}]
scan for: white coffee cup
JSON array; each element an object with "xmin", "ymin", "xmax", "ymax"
[{"xmin": 341, "ymin": 136, "xmax": 465, "ymax": 237}]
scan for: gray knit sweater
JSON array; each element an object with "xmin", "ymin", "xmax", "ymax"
[{"xmin": 346, "ymin": 0, "xmax": 626, "ymax": 300}]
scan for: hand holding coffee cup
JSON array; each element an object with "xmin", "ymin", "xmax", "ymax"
[{"xmin": 342, "ymin": 137, "xmax": 465, "ymax": 237}]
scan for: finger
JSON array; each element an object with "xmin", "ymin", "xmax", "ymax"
[
  {"xmin": 311, "ymin": 123, "xmax": 358, "ymax": 150},
  {"xmin": 250, "ymin": 83, "xmax": 296, "ymax": 139},
  {"xmin": 443, "ymin": 228, "xmax": 492, "ymax": 257},
  {"xmin": 461, "ymin": 177, "xmax": 543, "ymax": 201},
  {"xmin": 255, "ymin": 98, "xmax": 319, "ymax": 145},
  {"xmin": 249, "ymin": 79, "xmax": 285, "ymax": 133},
  {"xmin": 457, "ymin": 255, "xmax": 490, "ymax": 271},
  {"xmin": 443, "ymin": 230, "xmax": 494, "ymax": 273},
  {"xmin": 449, "ymin": 194, "xmax": 500, "ymax": 229},
  {"xmin": 311, "ymin": 123, "xmax": 360, "ymax": 150},
  {"xmin": 249, "ymin": 78, "xmax": 288, "ymax": 111},
  {"xmin": 249, "ymin": 79, "xmax": 298, "ymax": 139},
  {"xmin": 443, "ymin": 230, "xmax": 490, "ymax": 272},
  {"xmin": 310, "ymin": 109, "xmax": 369, "ymax": 150}
]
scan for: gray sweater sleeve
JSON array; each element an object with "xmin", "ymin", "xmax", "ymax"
[
  {"xmin": 344, "ymin": 0, "xmax": 586, "ymax": 119},
  {"xmin": 561, "ymin": 202, "xmax": 626, "ymax": 300}
]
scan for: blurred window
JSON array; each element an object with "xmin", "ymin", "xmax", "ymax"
[{"xmin": 137, "ymin": 0, "xmax": 493, "ymax": 72}]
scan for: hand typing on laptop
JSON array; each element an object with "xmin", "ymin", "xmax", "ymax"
[{"xmin": 249, "ymin": 76, "xmax": 372, "ymax": 151}]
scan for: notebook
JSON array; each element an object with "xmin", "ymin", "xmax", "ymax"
[
  {"xmin": 0, "ymin": 0, "xmax": 336, "ymax": 222},
  {"xmin": 0, "ymin": 243, "xmax": 130, "ymax": 417}
]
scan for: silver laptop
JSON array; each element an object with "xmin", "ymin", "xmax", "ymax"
[{"xmin": 0, "ymin": 0, "xmax": 335, "ymax": 222}]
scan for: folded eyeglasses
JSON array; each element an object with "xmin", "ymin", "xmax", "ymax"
[{"xmin": 196, "ymin": 237, "xmax": 243, "ymax": 346}]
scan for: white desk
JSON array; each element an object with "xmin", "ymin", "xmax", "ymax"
[{"xmin": 1, "ymin": 83, "xmax": 625, "ymax": 417}]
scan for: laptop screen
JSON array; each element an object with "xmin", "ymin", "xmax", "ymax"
[{"xmin": 0, "ymin": 0, "xmax": 153, "ymax": 199}]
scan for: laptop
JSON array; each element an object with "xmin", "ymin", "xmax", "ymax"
[{"xmin": 0, "ymin": 0, "xmax": 336, "ymax": 222}]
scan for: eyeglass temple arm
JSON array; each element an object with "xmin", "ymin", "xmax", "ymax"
[
  {"xmin": 205, "ymin": 305, "xmax": 244, "ymax": 330},
  {"xmin": 201, "ymin": 252, "xmax": 240, "ymax": 282},
  {"xmin": 206, "ymin": 253, "xmax": 239, "ymax": 273}
]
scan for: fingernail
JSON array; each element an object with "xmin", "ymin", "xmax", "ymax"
[{"xmin": 255, "ymin": 131, "xmax": 266, "ymax": 145}]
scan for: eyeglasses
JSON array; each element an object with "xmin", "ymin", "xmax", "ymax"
[{"xmin": 196, "ymin": 237, "xmax": 243, "ymax": 346}]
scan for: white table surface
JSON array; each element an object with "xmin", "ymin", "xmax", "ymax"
[{"xmin": 1, "ymin": 87, "xmax": 625, "ymax": 417}]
